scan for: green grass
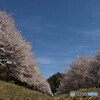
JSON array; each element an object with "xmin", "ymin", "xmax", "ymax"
[
  {"xmin": 54, "ymin": 88, "xmax": 100, "ymax": 100},
  {"xmin": 0, "ymin": 80, "xmax": 54, "ymax": 100},
  {"xmin": 0, "ymin": 80, "xmax": 100, "ymax": 100}
]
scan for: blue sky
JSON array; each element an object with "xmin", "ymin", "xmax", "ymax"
[{"xmin": 1, "ymin": 0, "xmax": 100, "ymax": 78}]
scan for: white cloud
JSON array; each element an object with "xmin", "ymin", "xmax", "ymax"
[
  {"xmin": 17, "ymin": 16, "xmax": 57, "ymax": 32},
  {"xmin": 72, "ymin": 28, "xmax": 100, "ymax": 36},
  {"xmin": 36, "ymin": 58, "xmax": 53, "ymax": 64}
]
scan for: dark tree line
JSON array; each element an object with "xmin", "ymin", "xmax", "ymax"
[{"xmin": 47, "ymin": 72, "xmax": 63, "ymax": 94}]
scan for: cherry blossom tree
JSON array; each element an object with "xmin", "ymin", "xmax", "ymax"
[{"xmin": 0, "ymin": 10, "xmax": 52, "ymax": 95}]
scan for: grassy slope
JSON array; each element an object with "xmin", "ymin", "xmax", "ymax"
[
  {"xmin": 0, "ymin": 80, "xmax": 100, "ymax": 100},
  {"xmin": 55, "ymin": 88, "xmax": 100, "ymax": 100},
  {"xmin": 0, "ymin": 80, "xmax": 54, "ymax": 100}
]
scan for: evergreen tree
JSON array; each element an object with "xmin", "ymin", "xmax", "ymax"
[{"xmin": 47, "ymin": 72, "xmax": 63, "ymax": 94}]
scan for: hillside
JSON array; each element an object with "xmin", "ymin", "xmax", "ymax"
[
  {"xmin": 55, "ymin": 88, "xmax": 100, "ymax": 100},
  {"xmin": 0, "ymin": 80, "xmax": 53, "ymax": 100},
  {"xmin": 0, "ymin": 80, "xmax": 100, "ymax": 100}
]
